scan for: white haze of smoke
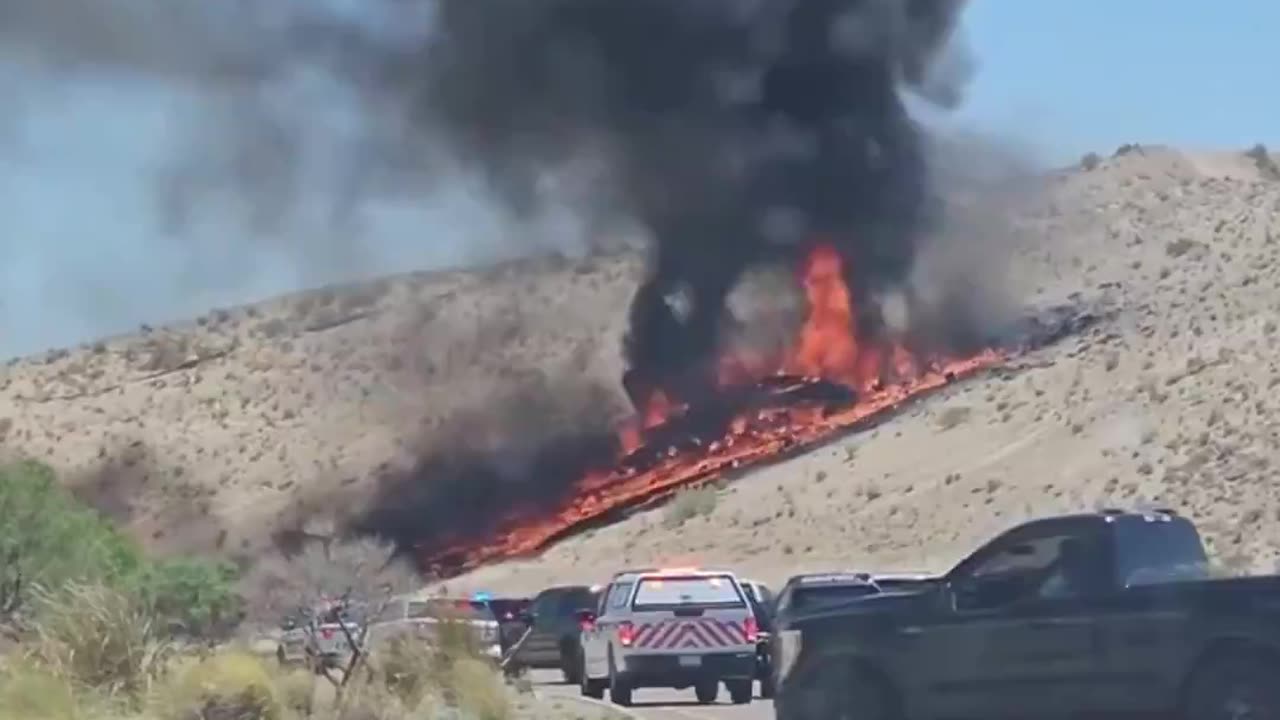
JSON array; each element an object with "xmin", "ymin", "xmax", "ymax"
[{"xmin": 0, "ymin": 0, "xmax": 608, "ymax": 360}]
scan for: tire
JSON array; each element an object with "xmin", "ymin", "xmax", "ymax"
[
  {"xmin": 695, "ymin": 680, "xmax": 719, "ymax": 704},
  {"xmin": 609, "ymin": 672, "xmax": 633, "ymax": 706},
  {"xmin": 727, "ymin": 679, "xmax": 753, "ymax": 705},
  {"xmin": 581, "ymin": 669, "xmax": 606, "ymax": 700},
  {"xmin": 760, "ymin": 673, "xmax": 776, "ymax": 699},
  {"xmin": 776, "ymin": 659, "xmax": 893, "ymax": 720},
  {"xmin": 560, "ymin": 640, "xmax": 582, "ymax": 685},
  {"xmin": 1183, "ymin": 654, "xmax": 1280, "ymax": 720},
  {"xmin": 608, "ymin": 653, "xmax": 633, "ymax": 707}
]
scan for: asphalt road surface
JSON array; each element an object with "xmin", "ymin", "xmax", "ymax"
[{"xmin": 532, "ymin": 670, "xmax": 776, "ymax": 720}]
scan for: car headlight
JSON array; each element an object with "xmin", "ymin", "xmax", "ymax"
[{"xmin": 775, "ymin": 630, "xmax": 803, "ymax": 684}]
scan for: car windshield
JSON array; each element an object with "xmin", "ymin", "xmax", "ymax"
[
  {"xmin": 632, "ymin": 575, "xmax": 744, "ymax": 609},
  {"xmin": 790, "ymin": 584, "xmax": 881, "ymax": 612}
]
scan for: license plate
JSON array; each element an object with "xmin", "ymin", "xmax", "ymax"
[{"xmin": 678, "ymin": 655, "xmax": 702, "ymax": 667}]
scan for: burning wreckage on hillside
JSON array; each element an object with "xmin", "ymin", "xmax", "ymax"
[
  {"xmin": 392, "ymin": 273, "xmax": 1099, "ymax": 579},
  {"xmin": 352, "ymin": 0, "xmax": 1101, "ymax": 576}
]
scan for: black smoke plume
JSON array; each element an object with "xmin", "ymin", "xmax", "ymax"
[{"xmin": 415, "ymin": 0, "xmax": 972, "ymax": 405}]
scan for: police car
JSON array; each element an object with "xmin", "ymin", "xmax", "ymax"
[{"xmin": 577, "ymin": 567, "xmax": 759, "ymax": 706}]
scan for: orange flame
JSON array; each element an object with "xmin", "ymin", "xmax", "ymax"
[
  {"xmin": 419, "ymin": 242, "xmax": 1006, "ymax": 576},
  {"xmin": 785, "ymin": 243, "xmax": 866, "ymax": 388}
]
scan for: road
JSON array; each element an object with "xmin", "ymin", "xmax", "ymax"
[{"xmin": 531, "ymin": 670, "xmax": 776, "ymax": 720}]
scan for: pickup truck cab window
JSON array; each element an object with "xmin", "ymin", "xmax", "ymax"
[
  {"xmin": 1113, "ymin": 515, "xmax": 1209, "ymax": 586},
  {"xmin": 948, "ymin": 520, "xmax": 1110, "ymax": 611}
]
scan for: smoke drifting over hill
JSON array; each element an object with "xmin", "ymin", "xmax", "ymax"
[
  {"xmin": 2, "ymin": 0, "xmax": 994, "ymax": 371},
  {"xmin": 0, "ymin": 0, "xmax": 618, "ymax": 359}
]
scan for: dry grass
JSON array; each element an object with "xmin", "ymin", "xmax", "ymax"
[
  {"xmin": 0, "ymin": 585, "xmax": 520, "ymax": 720},
  {"xmin": 26, "ymin": 583, "xmax": 171, "ymax": 701}
]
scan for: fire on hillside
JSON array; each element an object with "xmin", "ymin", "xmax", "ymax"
[{"xmin": 410, "ymin": 242, "xmax": 1070, "ymax": 579}]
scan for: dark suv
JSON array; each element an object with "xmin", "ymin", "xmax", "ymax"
[{"xmin": 511, "ymin": 584, "xmax": 602, "ymax": 683}]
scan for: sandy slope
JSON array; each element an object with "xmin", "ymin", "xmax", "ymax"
[
  {"xmin": 438, "ymin": 145, "xmax": 1280, "ymax": 594},
  {"xmin": 3, "ymin": 145, "xmax": 1279, "ymax": 592},
  {"xmin": 0, "ymin": 253, "xmax": 645, "ymax": 556}
]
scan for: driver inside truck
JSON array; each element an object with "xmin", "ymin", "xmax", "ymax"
[{"xmin": 1039, "ymin": 537, "xmax": 1104, "ymax": 599}]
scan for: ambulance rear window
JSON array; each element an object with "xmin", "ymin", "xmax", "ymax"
[{"xmin": 632, "ymin": 575, "xmax": 745, "ymax": 610}]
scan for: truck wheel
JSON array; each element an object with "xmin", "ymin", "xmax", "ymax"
[
  {"xmin": 760, "ymin": 673, "xmax": 776, "ymax": 699},
  {"xmin": 695, "ymin": 680, "xmax": 719, "ymax": 704},
  {"xmin": 1184, "ymin": 654, "xmax": 1280, "ymax": 720},
  {"xmin": 608, "ymin": 653, "xmax": 633, "ymax": 707},
  {"xmin": 776, "ymin": 660, "xmax": 892, "ymax": 720},
  {"xmin": 609, "ymin": 673, "xmax": 633, "ymax": 706},
  {"xmin": 560, "ymin": 640, "xmax": 582, "ymax": 685},
  {"xmin": 580, "ymin": 669, "xmax": 606, "ymax": 699},
  {"xmin": 727, "ymin": 679, "xmax": 753, "ymax": 705}
]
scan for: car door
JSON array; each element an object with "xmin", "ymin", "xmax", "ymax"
[
  {"xmin": 915, "ymin": 522, "xmax": 1106, "ymax": 719},
  {"xmin": 586, "ymin": 581, "xmax": 635, "ymax": 677},
  {"xmin": 1084, "ymin": 517, "xmax": 1206, "ymax": 712},
  {"xmin": 581, "ymin": 583, "xmax": 614, "ymax": 678},
  {"xmin": 521, "ymin": 589, "xmax": 564, "ymax": 665}
]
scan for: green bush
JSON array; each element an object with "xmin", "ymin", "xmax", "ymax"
[
  {"xmin": 0, "ymin": 460, "xmax": 241, "ymax": 640},
  {"xmin": 135, "ymin": 558, "xmax": 242, "ymax": 638},
  {"xmin": 0, "ymin": 460, "xmax": 143, "ymax": 619}
]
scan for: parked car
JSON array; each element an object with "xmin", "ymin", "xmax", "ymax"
[
  {"xmin": 508, "ymin": 584, "xmax": 603, "ymax": 683},
  {"xmin": 772, "ymin": 508, "xmax": 1280, "ymax": 720},
  {"xmin": 365, "ymin": 595, "xmax": 503, "ymax": 663},
  {"xmin": 275, "ymin": 600, "xmax": 364, "ymax": 674},
  {"xmin": 738, "ymin": 578, "xmax": 777, "ymax": 697}
]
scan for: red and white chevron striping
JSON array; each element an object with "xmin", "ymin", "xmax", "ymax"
[{"xmin": 631, "ymin": 619, "xmax": 747, "ymax": 649}]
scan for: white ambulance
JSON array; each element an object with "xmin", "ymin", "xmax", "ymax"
[{"xmin": 577, "ymin": 567, "xmax": 759, "ymax": 707}]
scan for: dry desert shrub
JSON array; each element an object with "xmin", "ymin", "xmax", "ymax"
[
  {"xmin": 662, "ymin": 485, "xmax": 719, "ymax": 529},
  {"xmin": 27, "ymin": 582, "xmax": 172, "ymax": 701},
  {"xmin": 148, "ymin": 650, "xmax": 288, "ymax": 720}
]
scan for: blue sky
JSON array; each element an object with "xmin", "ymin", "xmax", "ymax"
[{"xmin": 955, "ymin": 1, "xmax": 1278, "ymax": 164}]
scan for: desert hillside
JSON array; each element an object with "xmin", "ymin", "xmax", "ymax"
[
  {"xmin": 0, "ymin": 252, "xmax": 649, "ymax": 557},
  {"xmin": 3, "ymin": 144, "xmax": 1279, "ymax": 589},
  {"xmin": 439, "ymin": 144, "xmax": 1280, "ymax": 594}
]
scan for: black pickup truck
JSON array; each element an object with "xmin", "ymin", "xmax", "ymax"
[{"xmin": 772, "ymin": 509, "xmax": 1280, "ymax": 720}]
